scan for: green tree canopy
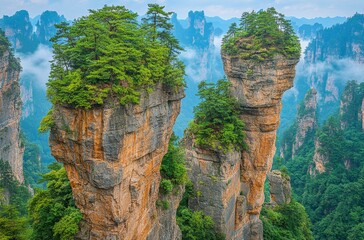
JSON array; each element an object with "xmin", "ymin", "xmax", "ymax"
[
  {"xmin": 222, "ymin": 8, "xmax": 300, "ymax": 61},
  {"xmin": 28, "ymin": 163, "xmax": 82, "ymax": 240},
  {"xmin": 46, "ymin": 5, "xmax": 184, "ymax": 109},
  {"xmin": 189, "ymin": 78, "xmax": 246, "ymax": 152}
]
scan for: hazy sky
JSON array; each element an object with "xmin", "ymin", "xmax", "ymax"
[{"xmin": 0, "ymin": 0, "xmax": 363, "ymax": 20}]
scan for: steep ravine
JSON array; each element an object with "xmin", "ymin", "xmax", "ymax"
[
  {"xmin": 49, "ymin": 84, "xmax": 184, "ymax": 240},
  {"xmin": 0, "ymin": 44, "xmax": 24, "ymax": 183}
]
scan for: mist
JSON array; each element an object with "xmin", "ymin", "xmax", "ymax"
[{"xmin": 17, "ymin": 44, "xmax": 53, "ymax": 89}]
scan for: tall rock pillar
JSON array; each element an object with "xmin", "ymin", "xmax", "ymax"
[
  {"xmin": 0, "ymin": 43, "xmax": 24, "ymax": 183},
  {"xmin": 49, "ymin": 84, "xmax": 184, "ymax": 240},
  {"xmin": 222, "ymin": 54, "xmax": 299, "ymax": 239}
]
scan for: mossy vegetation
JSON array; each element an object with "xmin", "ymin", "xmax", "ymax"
[
  {"xmin": 189, "ymin": 78, "xmax": 246, "ymax": 152},
  {"xmin": 222, "ymin": 8, "xmax": 300, "ymax": 61},
  {"xmin": 46, "ymin": 4, "xmax": 184, "ymax": 109}
]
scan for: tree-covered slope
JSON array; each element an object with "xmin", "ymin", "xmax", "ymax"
[{"xmin": 279, "ymin": 81, "xmax": 364, "ymax": 240}]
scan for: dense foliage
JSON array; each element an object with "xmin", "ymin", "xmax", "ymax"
[
  {"xmin": 177, "ymin": 207, "xmax": 225, "ymax": 240},
  {"xmin": 222, "ymin": 8, "xmax": 300, "ymax": 61},
  {"xmin": 159, "ymin": 133, "xmax": 188, "ymax": 194},
  {"xmin": 261, "ymin": 201, "xmax": 313, "ymax": 240},
  {"xmin": 0, "ymin": 205, "xmax": 31, "ymax": 240},
  {"xmin": 28, "ymin": 163, "xmax": 82, "ymax": 240},
  {"xmin": 46, "ymin": 4, "xmax": 184, "ymax": 109},
  {"xmin": 189, "ymin": 78, "xmax": 246, "ymax": 152},
  {"xmin": 279, "ymin": 81, "xmax": 364, "ymax": 240}
]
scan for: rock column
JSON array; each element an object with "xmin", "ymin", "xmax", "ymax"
[
  {"xmin": 222, "ymin": 54, "xmax": 299, "ymax": 239},
  {"xmin": 49, "ymin": 84, "xmax": 184, "ymax": 240}
]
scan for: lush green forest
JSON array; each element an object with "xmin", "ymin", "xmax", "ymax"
[
  {"xmin": 279, "ymin": 81, "xmax": 364, "ymax": 240},
  {"xmin": 222, "ymin": 7, "xmax": 300, "ymax": 60}
]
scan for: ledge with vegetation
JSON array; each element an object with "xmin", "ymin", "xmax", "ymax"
[
  {"xmin": 222, "ymin": 8, "xmax": 301, "ymax": 61},
  {"xmin": 46, "ymin": 4, "xmax": 185, "ymax": 110}
]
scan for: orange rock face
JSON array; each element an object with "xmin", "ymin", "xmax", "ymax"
[
  {"xmin": 184, "ymin": 53, "xmax": 298, "ymax": 240},
  {"xmin": 222, "ymin": 54, "xmax": 299, "ymax": 239},
  {"xmin": 0, "ymin": 50, "xmax": 24, "ymax": 183},
  {"xmin": 49, "ymin": 84, "xmax": 184, "ymax": 240}
]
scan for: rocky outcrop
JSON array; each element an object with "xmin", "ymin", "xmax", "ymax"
[
  {"xmin": 267, "ymin": 170, "xmax": 291, "ymax": 205},
  {"xmin": 0, "ymin": 47, "xmax": 24, "ymax": 183},
  {"xmin": 184, "ymin": 134, "xmax": 244, "ymax": 239},
  {"xmin": 148, "ymin": 186, "xmax": 184, "ymax": 240},
  {"xmin": 49, "ymin": 84, "xmax": 184, "ymax": 240},
  {"xmin": 292, "ymin": 89, "xmax": 317, "ymax": 158},
  {"xmin": 184, "ymin": 52, "xmax": 298, "ymax": 239},
  {"xmin": 222, "ymin": 54, "xmax": 299, "ymax": 239}
]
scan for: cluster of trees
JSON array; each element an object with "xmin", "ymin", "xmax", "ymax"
[
  {"xmin": 46, "ymin": 4, "xmax": 185, "ymax": 109},
  {"xmin": 0, "ymin": 159, "xmax": 81, "ymax": 240},
  {"xmin": 189, "ymin": 78, "xmax": 246, "ymax": 152},
  {"xmin": 278, "ymin": 81, "xmax": 364, "ymax": 239},
  {"xmin": 261, "ymin": 201, "xmax": 313, "ymax": 240},
  {"xmin": 222, "ymin": 8, "xmax": 300, "ymax": 61}
]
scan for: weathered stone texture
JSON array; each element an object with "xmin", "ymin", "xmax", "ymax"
[
  {"xmin": 49, "ymin": 84, "xmax": 184, "ymax": 240},
  {"xmin": 0, "ymin": 50, "xmax": 23, "ymax": 183},
  {"xmin": 184, "ymin": 134, "xmax": 243, "ymax": 239},
  {"xmin": 222, "ymin": 53, "xmax": 299, "ymax": 239},
  {"xmin": 267, "ymin": 170, "xmax": 292, "ymax": 205}
]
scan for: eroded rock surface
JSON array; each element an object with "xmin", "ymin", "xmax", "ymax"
[
  {"xmin": 0, "ymin": 49, "xmax": 23, "ymax": 183},
  {"xmin": 267, "ymin": 170, "xmax": 291, "ymax": 205},
  {"xmin": 185, "ymin": 53, "xmax": 298, "ymax": 239},
  {"xmin": 222, "ymin": 53, "xmax": 299, "ymax": 239},
  {"xmin": 49, "ymin": 84, "xmax": 184, "ymax": 240},
  {"xmin": 184, "ymin": 134, "xmax": 244, "ymax": 239}
]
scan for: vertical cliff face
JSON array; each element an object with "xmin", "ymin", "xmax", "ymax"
[
  {"xmin": 49, "ymin": 84, "xmax": 184, "ymax": 240},
  {"xmin": 222, "ymin": 54, "xmax": 299, "ymax": 239},
  {"xmin": 0, "ymin": 46, "xmax": 24, "ymax": 183},
  {"xmin": 184, "ymin": 134, "xmax": 244, "ymax": 239},
  {"xmin": 292, "ymin": 89, "xmax": 317, "ymax": 157}
]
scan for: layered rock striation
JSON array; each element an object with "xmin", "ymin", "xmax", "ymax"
[
  {"xmin": 184, "ymin": 52, "xmax": 298, "ymax": 239},
  {"xmin": 49, "ymin": 84, "xmax": 184, "ymax": 240},
  {"xmin": 184, "ymin": 135, "xmax": 244, "ymax": 239},
  {"xmin": 222, "ymin": 54, "xmax": 299, "ymax": 239},
  {"xmin": 0, "ymin": 46, "xmax": 24, "ymax": 183}
]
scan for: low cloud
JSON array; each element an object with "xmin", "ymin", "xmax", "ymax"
[{"xmin": 17, "ymin": 44, "xmax": 53, "ymax": 89}]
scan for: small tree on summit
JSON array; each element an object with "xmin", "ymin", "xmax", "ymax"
[{"xmin": 142, "ymin": 4, "xmax": 183, "ymax": 59}]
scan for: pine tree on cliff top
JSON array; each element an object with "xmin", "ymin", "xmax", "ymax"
[
  {"xmin": 222, "ymin": 7, "xmax": 300, "ymax": 60},
  {"xmin": 45, "ymin": 5, "xmax": 185, "ymax": 110}
]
